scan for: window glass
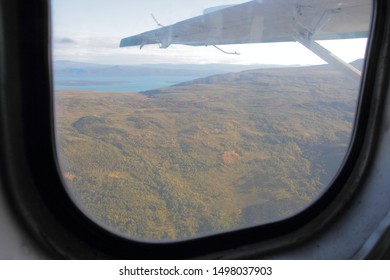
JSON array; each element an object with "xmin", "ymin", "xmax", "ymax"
[{"xmin": 53, "ymin": 0, "xmax": 372, "ymax": 241}]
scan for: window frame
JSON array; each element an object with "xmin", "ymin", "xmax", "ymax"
[{"xmin": 0, "ymin": 0, "xmax": 389, "ymax": 259}]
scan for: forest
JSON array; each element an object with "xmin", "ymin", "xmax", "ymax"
[{"xmin": 55, "ymin": 64, "xmax": 360, "ymax": 241}]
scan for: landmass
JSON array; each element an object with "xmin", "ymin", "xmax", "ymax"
[{"xmin": 55, "ymin": 63, "xmax": 360, "ymax": 241}]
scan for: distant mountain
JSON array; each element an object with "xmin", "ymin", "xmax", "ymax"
[
  {"xmin": 53, "ymin": 60, "xmax": 229, "ymax": 77},
  {"xmin": 53, "ymin": 60, "xmax": 296, "ymax": 78},
  {"xmin": 351, "ymin": 58, "xmax": 365, "ymax": 71}
]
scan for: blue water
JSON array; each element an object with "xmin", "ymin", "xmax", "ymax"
[{"xmin": 54, "ymin": 75, "xmax": 200, "ymax": 92}]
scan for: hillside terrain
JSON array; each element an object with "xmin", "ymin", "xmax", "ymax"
[{"xmin": 55, "ymin": 64, "xmax": 360, "ymax": 241}]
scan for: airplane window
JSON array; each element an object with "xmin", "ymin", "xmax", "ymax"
[{"xmin": 52, "ymin": 0, "xmax": 372, "ymax": 241}]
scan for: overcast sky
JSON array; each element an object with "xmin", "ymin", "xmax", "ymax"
[{"xmin": 51, "ymin": 0, "xmax": 369, "ymax": 65}]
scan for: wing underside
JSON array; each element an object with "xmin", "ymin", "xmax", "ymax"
[
  {"xmin": 120, "ymin": 0, "xmax": 372, "ymax": 49},
  {"xmin": 120, "ymin": 0, "xmax": 372, "ymax": 80}
]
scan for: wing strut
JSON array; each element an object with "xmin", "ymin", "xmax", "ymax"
[
  {"xmin": 297, "ymin": 37, "xmax": 361, "ymax": 81},
  {"xmin": 293, "ymin": 5, "xmax": 362, "ymax": 81}
]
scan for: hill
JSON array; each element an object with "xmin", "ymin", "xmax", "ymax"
[
  {"xmin": 145, "ymin": 59, "xmax": 364, "ymax": 90},
  {"xmin": 55, "ymin": 63, "xmax": 360, "ymax": 241}
]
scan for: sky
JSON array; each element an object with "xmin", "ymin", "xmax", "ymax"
[{"xmin": 51, "ymin": 0, "xmax": 369, "ymax": 66}]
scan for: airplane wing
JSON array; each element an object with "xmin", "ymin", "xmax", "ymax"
[{"xmin": 120, "ymin": 0, "xmax": 371, "ymax": 49}]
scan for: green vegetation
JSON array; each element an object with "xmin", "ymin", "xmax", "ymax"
[{"xmin": 55, "ymin": 64, "xmax": 359, "ymax": 241}]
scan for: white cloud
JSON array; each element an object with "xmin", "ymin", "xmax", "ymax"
[{"xmin": 53, "ymin": 34, "xmax": 328, "ymax": 66}]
